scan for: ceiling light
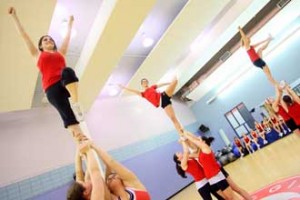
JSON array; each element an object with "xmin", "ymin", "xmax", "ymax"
[
  {"xmin": 108, "ymin": 88, "xmax": 119, "ymax": 96},
  {"xmin": 142, "ymin": 37, "xmax": 154, "ymax": 48}
]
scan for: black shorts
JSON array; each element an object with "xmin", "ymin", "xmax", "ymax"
[
  {"xmin": 220, "ymin": 167, "xmax": 229, "ymax": 178},
  {"xmin": 210, "ymin": 179, "xmax": 229, "ymax": 192},
  {"xmin": 197, "ymin": 183, "xmax": 214, "ymax": 200},
  {"xmin": 45, "ymin": 67, "xmax": 79, "ymax": 128},
  {"xmin": 253, "ymin": 58, "xmax": 266, "ymax": 69},
  {"xmin": 285, "ymin": 118, "xmax": 298, "ymax": 131},
  {"xmin": 160, "ymin": 92, "xmax": 172, "ymax": 109}
]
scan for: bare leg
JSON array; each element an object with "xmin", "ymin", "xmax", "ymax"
[
  {"xmin": 226, "ymin": 176, "xmax": 252, "ymax": 200},
  {"xmin": 65, "ymin": 82, "xmax": 79, "ymax": 103},
  {"xmin": 238, "ymin": 147, "xmax": 244, "ymax": 157},
  {"xmin": 164, "ymin": 105, "xmax": 183, "ymax": 135},
  {"xmin": 262, "ymin": 65, "xmax": 278, "ymax": 86},
  {"xmin": 245, "ymin": 143, "xmax": 252, "ymax": 154},
  {"xmin": 164, "ymin": 78, "xmax": 178, "ymax": 97},
  {"xmin": 222, "ymin": 186, "xmax": 238, "ymax": 200},
  {"xmin": 257, "ymin": 37, "xmax": 272, "ymax": 58}
]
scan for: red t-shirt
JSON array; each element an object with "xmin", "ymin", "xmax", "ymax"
[
  {"xmin": 37, "ymin": 51, "xmax": 66, "ymax": 91},
  {"xmin": 277, "ymin": 105, "xmax": 291, "ymax": 121},
  {"xmin": 287, "ymin": 102, "xmax": 300, "ymax": 125},
  {"xmin": 251, "ymin": 131, "xmax": 258, "ymax": 138},
  {"xmin": 256, "ymin": 124, "xmax": 264, "ymax": 132},
  {"xmin": 234, "ymin": 139, "xmax": 242, "ymax": 147},
  {"xmin": 271, "ymin": 117, "xmax": 277, "ymax": 124},
  {"xmin": 126, "ymin": 188, "xmax": 151, "ymax": 200},
  {"xmin": 141, "ymin": 85, "xmax": 161, "ymax": 108},
  {"xmin": 247, "ymin": 46, "xmax": 260, "ymax": 62},
  {"xmin": 243, "ymin": 136, "xmax": 250, "ymax": 144},
  {"xmin": 185, "ymin": 159, "xmax": 205, "ymax": 181},
  {"xmin": 199, "ymin": 151, "xmax": 220, "ymax": 179}
]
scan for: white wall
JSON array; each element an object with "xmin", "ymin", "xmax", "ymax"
[
  {"xmin": 0, "ymin": 107, "xmax": 76, "ymax": 187},
  {"xmin": 86, "ymin": 95, "xmax": 197, "ymax": 150},
  {"xmin": 0, "ymin": 96, "xmax": 197, "ymax": 186}
]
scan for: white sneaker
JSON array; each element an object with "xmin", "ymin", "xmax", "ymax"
[
  {"xmin": 72, "ymin": 102, "xmax": 84, "ymax": 122},
  {"xmin": 263, "ymin": 140, "xmax": 268, "ymax": 144},
  {"xmin": 279, "ymin": 132, "xmax": 283, "ymax": 137}
]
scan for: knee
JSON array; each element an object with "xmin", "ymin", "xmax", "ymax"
[{"xmin": 62, "ymin": 67, "xmax": 75, "ymax": 77}]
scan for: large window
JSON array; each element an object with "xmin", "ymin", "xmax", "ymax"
[{"xmin": 225, "ymin": 103, "xmax": 255, "ymax": 137}]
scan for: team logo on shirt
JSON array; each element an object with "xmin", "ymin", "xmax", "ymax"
[{"xmin": 251, "ymin": 175, "xmax": 300, "ymax": 199}]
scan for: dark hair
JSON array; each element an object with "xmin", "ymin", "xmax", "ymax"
[
  {"xmin": 140, "ymin": 78, "xmax": 148, "ymax": 85},
  {"xmin": 201, "ymin": 136, "xmax": 215, "ymax": 146},
  {"xmin": 173, "ymin": 154, "xmax": 187, "ymax": 178},
  {"xmin": 38, "ymin": 35, "xmax": 57, "ymax": 51},
  {"xmin": 67, "ymin": 181, "xmax": 85, "ymax": 200},
  {"xmin": 282, "ymin": 95, "xmax": 293, "ymax": 106}
]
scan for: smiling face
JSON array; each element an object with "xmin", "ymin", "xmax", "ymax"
[{"xmin": 38, "ymin": 35, "xmax": 57, "ymax": 51}]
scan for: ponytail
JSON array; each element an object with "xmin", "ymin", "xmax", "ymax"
[{"xmin": 202, "ymin": 136, "xmax": 215, "ymax": 146}]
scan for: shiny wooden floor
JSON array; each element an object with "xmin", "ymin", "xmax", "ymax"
[{"xmin": 170, "ymin": 133, "xmax": 300, "ymax": 200}]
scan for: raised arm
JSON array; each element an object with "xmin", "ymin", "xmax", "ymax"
[
  {"xmin": 79, "ymin": 143, "xmax": 105, "ymax": 200},
  {"xmin": 179, "ymin": 140, "xmax": 190, "ymax": 171},
  {"xmin": 272, "ymin": 86, "xmax": 282, "ymax": 112},
  {"xmin": 59, "ymin": 16, "xmax": 74, "ymax": 56},
  {"xmin": 183, "ymin": 131, "xmax": 211, "ymax": 154},
  {"xmin": 286, "ymin": 85, "xmax": 300, "ymax": 104},
  {"xmin": 91, "ymin": 142, "xmax": 147, "ymax": 191},
  {"xmin": 118, "ymin": 84, "xmax": 142, "ymax": 96},
  {"xmin": 238, "ymin": 26, "xmax": 250, "ymax": 49},
  {"xmin": 75, "ymin": 149, "xmax": 84, "ymax": 182},
  {"xmin": 8, "ymin": 7, "xmax": 39, "ymax": 57}
]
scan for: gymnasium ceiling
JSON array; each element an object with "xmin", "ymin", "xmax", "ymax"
[{"xmin": 1, "ymin": 0, "xmax": 299, "ymax": 113}]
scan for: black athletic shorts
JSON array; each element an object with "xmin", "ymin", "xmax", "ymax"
[
  {"xmin": 253, "ymin": 58, "xmax": 266, "ymax": 69},
  {"xmin": 161, "ymin": 92, "xmax": 172, "ymax": 109},
  {"xmin": 210, "ymin": 179, "xmax": 230, "ymax": 192},
  {"xmin": 285, "ymin": 118, "xmax": 298, "ymax": 131},
  {"xmin": 45, "ymin": 67, "xmax": 79, "ymax": 128}
]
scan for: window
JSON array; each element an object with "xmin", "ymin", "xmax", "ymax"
[{"xmin": 225, "ymin": 102, "xmax": 255, "ymax": 137}]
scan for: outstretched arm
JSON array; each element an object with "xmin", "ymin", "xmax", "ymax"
[
  {"xmin": 118, "ymin": 84, "xmax": 142, "ymax": 96},
  {"xmin": 59, "ymin": 16, "xmax": 74, "ymax": 56},
  {"xmin": 8, "ymin": 7, "xmax": 38, "ymax": 57},
  {"xmin": 91, "ymin": 142, "xmax": 147, "ymax": 191}
]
